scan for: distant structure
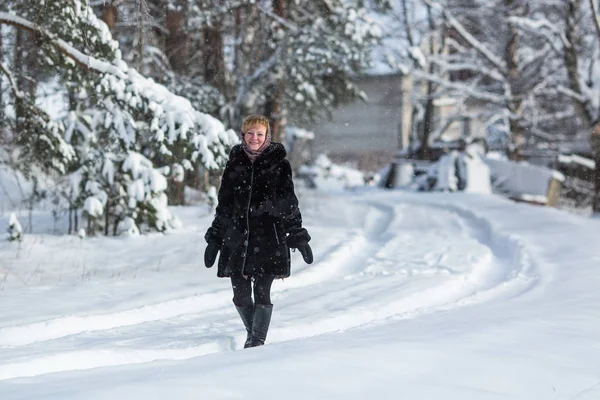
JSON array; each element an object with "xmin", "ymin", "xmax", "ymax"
[{"xmin": 301, "ymin": 72, "xmax": 486, "ymax": 171}]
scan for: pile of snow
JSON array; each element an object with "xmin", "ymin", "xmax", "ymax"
[
  {"xmin": 432, "ymin": 151, "xmax": 492, "ymax": 194},
  {"xmin": 407, "ymin": 150, "xmax": 492, "ymax": 194},
  {"xmin": 297, "ymin": 154, "xmax": 366, "ymax": 191},
  {"xmin": 484, "ymin": 157, "xmax": 564, "ymax": 204}
]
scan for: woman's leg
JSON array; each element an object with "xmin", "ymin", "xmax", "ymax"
[
  {"xmin": 231, "ymin": 274, "xmax": 252, "ymax": 307},
  {"xmin": 249, "ymin": 274, "xmax": 274, "ymax": 346},
  {"xmin": 231, "ymin": 275, "xmax": 254, "ymax": 348},
  {"xmin": 253, "ymin": 274, "xmax": 275, "ymax": 305}
]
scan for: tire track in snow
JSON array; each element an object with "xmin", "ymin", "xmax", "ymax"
[
  {"xmin": 0, "ymin": 198, "xmax": 539, "ymax": 381},
  {"xmin": 0, "ymin": 336, "xmax": 234, "ymax": 381},
  {"xmin": 267, "ymin": 199, "xmax": 539, "ymax": 344},
  {"xmin": 276, "ymin": 203, "xmax": 395, "ymax": 290},
  {"xmin": 0, "ymin": 204, "xmax": 395, "ymax": 349},
  {"xmin": 0, "ymin": 290, "xmax": 232, "ymax": 347},
  {"xmin": 0, "ymin": 203, "xmax": 398, "ymax": 380}
]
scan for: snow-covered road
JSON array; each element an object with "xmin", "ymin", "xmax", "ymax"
[{"xmin": 0, "ymin": 190, "xmax": 598, "ymax": 399}]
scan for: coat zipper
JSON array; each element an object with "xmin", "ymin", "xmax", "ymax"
[
  {"xmin": 241, "ymin": 164, "xmax": 254, "ymax": 275},
  {"xmin": 273, "ymin": 223, "xmax": 280, "ymax": 245}
]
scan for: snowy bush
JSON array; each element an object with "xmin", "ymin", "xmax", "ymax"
[
  {"xmin": 77, "ymin": 151, "xmax": 180, "ymax": 235},
  {"xmin": 7, "ymin": 213, "xmax": 23, "ymax": 242},
  {"xmin": 116, "ymin": 217, "xmax": 140, "ymax": 237}
]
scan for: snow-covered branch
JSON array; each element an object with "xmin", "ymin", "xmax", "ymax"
[
  {"xmin": 556, "ymin": 85, "xmax": 588, "ymax": 104},
  {"xmin": 0, "ymin": 11, "xmax": 237, "ymax": 170},
  {"xmin": 421, "ymin": 0, "xmax": 506, "ymax": 74},
  {"xmin": 590, "ymin": 0, "xmax": 600, "ymax": 49},
  {"xmin": 508, "ymin": 16, "xmax": 569, "ymax": 51},
  {"xmin": 429, "ymin": 55, "xmax": 506, "ymax": 82},
  {"xmin": 235, "ymin": 46, "xmax": 282, "ymax": 107},
  {"xmin": 257, "ymin": 5, "xmax": 299, "ymax": 32},
  {"xmin": 405, "ymin": 65, "xmax": 507, "ymax": 105},
  {"xmin": 0, "ymin": 61, "xmax": 23, "ymax": 99},
  {"xmin": 0, "ymin": 12, "xmax": 126, "ymax": 78},
  {"xmin": 115, "ymin": 20, "xmax": 169, "ymax": 35}
]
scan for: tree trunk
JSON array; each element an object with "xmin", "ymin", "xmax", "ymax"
[
  {"xmin": 166, "ymin": 3, "xmax": 189, "ymax": 75},
  {"xmin": 416, "ymin": 5, "xmax": 438, "ymax": 160},
  {"xmin": 203, "ymin": 20, "xmax": 224, "ymax": 90},
  {"xmin": 264, "ymin": 0, "xmax": 286, "ymax": 142},
  {"xmin": 14, "ymin": 29, "xmax": 25, "ymax": 135},
  {"xmin": 13, "ymin": 26, "xmax": 40, "ymax": 134},
  {"xmin": 105, "ymin": 201, "xmax": 110, "ymax": 236},
  {"xmin": 591, "ymin": 122, "xmax": 600, "ymax": 212},
  {"xmin": 0, "ymin": 27, "xmax": 4, "ymax": 141},
  {"xmin": 136, "ymin": 0, "xmax": 147, "ymax": 72},
  {"xmin": 100, "ymin": 4, "xmax": 118, "ymax": 31},
  {"xmin": 504, "ymin": 0, "xmax": 526, "ymax": 160},
  {"xmin": 564, "ymin": 1, "xmax": 600, "ymax": 211},
  {"xmin": 418, "ymin": 91, "xmax": 435, "ymax": 160},
  {"xmin": 264, "ymin": 81, "xmax": 284, "ymax": 142},
  {"xmin": 564, "ymin": 1, "xmax": 589, "ymax": 123}
]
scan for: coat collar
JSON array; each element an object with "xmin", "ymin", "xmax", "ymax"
[{"xmin": 230, "ymin": 142, "xmax": 286, "ymax": 165}]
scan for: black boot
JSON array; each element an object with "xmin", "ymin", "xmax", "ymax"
[
  {"xmin": 235, "ymin": 303, "xmax": 254, "ymax": 348},
  {"xmin": 250, "ymin": 304, "xmax": 273, "ymax": 347}
]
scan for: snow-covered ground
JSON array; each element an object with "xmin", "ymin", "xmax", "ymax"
[{"xmin": 1, "ymin": 188, "xmax": 599, "ymax": 399}]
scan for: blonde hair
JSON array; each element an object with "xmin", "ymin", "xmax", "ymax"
[{"xmin": 242, "ymin": 115, "xmax": 270, "ymax": 134}]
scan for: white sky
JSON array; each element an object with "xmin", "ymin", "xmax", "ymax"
[{"xmin": 0, "ymin": 181, "xmax": 599, "ymax": 399}]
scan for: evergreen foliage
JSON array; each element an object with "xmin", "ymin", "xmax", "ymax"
[{"xmin": 0, "ymin": 0, "xmax": 237, "ymax": 235}]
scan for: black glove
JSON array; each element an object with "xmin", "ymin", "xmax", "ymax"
[
  {"xmin": 297, "ymin": 242, "xmax": 313, "ymax": 264},
  {"xmin": 204, "ymin": 241, "xmax": 220, "ymax": 268}
]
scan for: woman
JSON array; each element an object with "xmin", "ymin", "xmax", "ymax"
[{"xmin": 204, "ymin": 115, "xmax": 313, "ymax": 348}]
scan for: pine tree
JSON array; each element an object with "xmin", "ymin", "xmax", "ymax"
[{"xmin": 0, "ymin": 0, "xmax": 237, "ymax": 234}]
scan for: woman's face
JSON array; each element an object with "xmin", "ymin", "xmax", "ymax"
[{"xmin": 244, "ymin": 124, "xmax": 267, "ymax": 151}]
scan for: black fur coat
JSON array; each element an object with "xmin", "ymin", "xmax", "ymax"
[{"xmin": 205, "ymin": 142, "xmax": 310, "ymax": 278}]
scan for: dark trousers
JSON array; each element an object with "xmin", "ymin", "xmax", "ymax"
[{"xmin": 231, "ymin": 274, "xmax": 275, "ymax": 307}]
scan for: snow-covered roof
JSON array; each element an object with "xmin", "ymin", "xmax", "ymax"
[{"xmin": 483, "ymin": 157, "xmax": 564, "ymax": 202}]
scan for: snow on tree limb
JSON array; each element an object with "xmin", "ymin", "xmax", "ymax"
[
  {"xmin": 429, "ymin": 55, "xmax": 506, "ymax": 82},
  {"xmin": 507, "ymin": 16, "xmax": 569, "ymax": 52},
  {"xmin": 421, "ymin": 0, "xmax": 507, "ymax": 74},
  {"xmin": 0, "ymin": 12, "xmax": 126, "ymax": 78},
  {"xmin": 406, "ymin": 66, "xmax": 507, "ymax": 105},
  {"xmin": 556, "ymin": 85, "xmax": 589, "ymax": 104},
  {"xmin": 0, "ymin": 10, "xmax": 237, "ymax": 170},
  {"xmin": 590, "ymin": 0, "xmax": 600, "ymax": 49},
  {"xmin": 0, "ymin": 61, "xmax": 23, "ymax": 98}
]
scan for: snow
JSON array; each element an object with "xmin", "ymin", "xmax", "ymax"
[
  {"xmin": 0, "ymin": 10, "xmax": 237, "ymax": 173},
  {"xmin": 286, "ymin": 126, "xmax": 315, "ymax": 140},
  {"xmin": 558, "ymin": 154, "xmax": 595, "ymax": 170},
  {"xmin": 484, "ymin": 157, "xmax": 562, "ymax": 202},
  {"xmin": 434, "ymin": 152, "xmax": 459, "ymax": 191},
  {"xmin": 462, "ymin": 154, "xmax": 492, "ymax": 194},
  {"xmin": 301, "ymin": 154, "xmax": 366, "ymax": 190},
  {"xmin": 1, "ymin": 179, "xmax": 600, "ymax": 398},
  {"xmin": 6, "ymin": 213, "xmax": 22, "ymax": 241},
  {"xmin": 116, "ymin": 217, "xmax": 140, "ymax": 237},
  {"xmin": 83, "ymin": 196, "xmax": 103, "ymax": 218}
]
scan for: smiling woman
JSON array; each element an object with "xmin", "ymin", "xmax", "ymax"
[
  {"xmin": 241, "ymin": 115, "xmax": 272, "ymax": 161},
  {"xmin": 204, "ymin": 114, "xmax": 313, "ymax": 348}
]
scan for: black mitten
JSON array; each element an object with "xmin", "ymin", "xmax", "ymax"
[
  {"xmin": 204, "ymin": 242, "xmax": 220, "ymax": 268},
  {"xmin": 297, "ymin": 242, "xmax": 313, "ymax": 264}
]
